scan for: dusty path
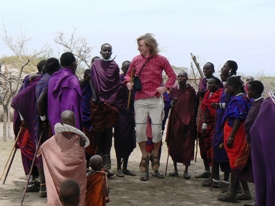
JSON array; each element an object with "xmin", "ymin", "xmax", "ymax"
[{"xmin": 0, "ymin": 123, "xmax": 254, "ymax": 206}]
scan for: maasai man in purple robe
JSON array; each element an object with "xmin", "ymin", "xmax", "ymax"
[
  {"xmin": 235, "ymin": 81, "xmax": 265, "ymax": 185},
  {"xmin": 34, "ymin": 58, "xmax": 60, "ymax": 197},
  {"xmin": 196, "ymin": 62, "xmax": 223, "ymax": 179},
  {"xmin": 114, "ymin": 60, "xmax": 136, "ymax": 177},
  {"xmin": 81, "ymin": 69, "xmax": 94, "ymax": 168},
  {"xmin": 166, "ymin": 71, "xmax": 197, "ymax": 179},
  {"xmin": 47, "ymin": 52, "xmax": 82, "ymax": 133},
  {"xmin": 90, "ymin": 43, "xmax": 121, "ymax": 177},
  {"xmin": 80, "ymin": 56, "xmax": 100, "ymax": 167},
  {"xmin": 206, "ymin": 61, "xmax": 239, "ymax": 191},
  {"xmin": 11, "ymin": 60, "xmax": 45, "ymax": 193},
  {"xmin": 242, "ymin": 80, "xmax": 264, "ymax": 206},
  {"xmin": 80, "ymin": 56, "xmax": 99, "ymax": 167},
  {"xmin": 250, "ymin": 93, "xmax": 275, "ymax": 206}
]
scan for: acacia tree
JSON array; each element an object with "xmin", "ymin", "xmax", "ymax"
[
  {"xmin": 0, "ymin": 24, "xmax": 49, "ymax": 141},
  {"xmin": 54, "ymin": 28, "xmax": 93, "ymax": 78}
]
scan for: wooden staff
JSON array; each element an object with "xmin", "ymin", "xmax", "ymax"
[
  {"xmin": 127, "ymin": 68, "xmax": 136, "ymax": 109},
  {"xmin": 190, "ymin": 53, "xmax": 204, "ymax": 163},
  {"xmin": 191, "ymin": 53, "xmax": 203, "ymax": 77},
  {"xmin": 194, "ymin": 97, "xmax": 201, "ymax": 162},
  {"xmin": 210, "ymin": 122, "xmax": 215, "ymax": 191},
  {"xmin": 20, "ymin": 130, "xmax": 44, "ymax": 206},
  {"xmin": 164, "ymin": 138, "xmax": 170, "ymax": 176},
  {"xmin": 0, "ymin": 127, "xmax": 23, "ymax": 182},
  {"xmin": 2, "ymin": 146, "xmax": 17, "ymax": 185},
  {"xmin": 165, "ymin": 98, "xmax": 177, "ymax": 176},
  {"xmin": 210, "ymin": 113, "xmax": 219, "ymax": 191},
  {"xmin": 164, "ymin": 111, "xmax": 171, "ymax": 177}
]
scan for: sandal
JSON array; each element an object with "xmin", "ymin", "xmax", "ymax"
[
  {"xmin": 139, "ymin": 153, "xmax": 150, "ymax": 172},
  {"xmin": 152, "ymin": 170, "xmax": 164, "ymax": 179},
  {"xmin": 195, "ymin": 171, "xmax": 210, "ymax": 178},
  {"xmin": 243, "ymin": 200, "xmax": 256, "ymax": 206},
  {"xmin": 237, "ymin": 193, "xmax": 252, "ymax": 200},
  {"xmin": 106, "ymin": 170, "xmax": 115, "ymax": 178},
  {"xmin": 25, "ymin": 184, "xmax": 40, "ymax": 192},
  {"xmin": 122, "ymin": 169, "xmax": 136, "ymax": 176},
  {"xmin": 217, "ymin": 192, "xmax": 238, "ymax": 203},
  {"xmin": 169, "ymin": 171, "xmax": 179, "ymax": 177},
  {"xmin": 116, "ymin": 169, "xmax": 124, "ymax": 178},
  {"xmin": 38, "ymin": 190, "xmax": 47, "ymax": 198},
  {"xmin": 183, "ymin": 172, "xmax": 191, "ymax": 179},
  {"xmin": 151, "ymin": 154, "xmax": 160, "ymax": 171},
  {"xmin": 140, "ymin": 171, "xmax": 149, "ymax": 181}
]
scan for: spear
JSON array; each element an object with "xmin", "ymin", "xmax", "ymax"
[{"xmin": 165, "ymin": 97, "xmax": 178, "ymax": 176}]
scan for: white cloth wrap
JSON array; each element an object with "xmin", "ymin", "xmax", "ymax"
[{"xmin": 54, "ymin": 123, "xmax": 90, "ymax": 148}]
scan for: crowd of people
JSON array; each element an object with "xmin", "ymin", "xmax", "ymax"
[{"xmin": 10, "ymin": 33, "xmax": 275, "ymax": 206}]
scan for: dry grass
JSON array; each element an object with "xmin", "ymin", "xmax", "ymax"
[{"xmin": 0, "ymin": 55, "xmax": 46, "ymax": 74}]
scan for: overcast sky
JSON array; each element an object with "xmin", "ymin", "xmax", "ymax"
[{"xmin": 1, "ymin": 0, "xmax": 274, "ymax": 76}]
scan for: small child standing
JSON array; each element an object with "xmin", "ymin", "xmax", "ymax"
[
  {"xmin": 86, "ymin": 155, "xmax": 110, "ymax": 206},
  {"xmin": 59, "ymin": 179, "xmax": 80, "ymax": 206}
]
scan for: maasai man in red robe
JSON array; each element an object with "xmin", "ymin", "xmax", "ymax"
[
  {"xmin": 200, "ymin": 77, "xmax": 223, "ymax": 187},
  {"xmin": 166, "ymin": 71, "xmax": 197, "ymax": 179},
  {"xmin": 209, "ymin": 61, "xmax": 239, "ymax": 191},
  {"xmin": 218, "ymin": 76, "xmax": 252, "ymax": 203},
  {"xmin": 196, "ymin": 62, "xmax": 223, "ymax": 179}
]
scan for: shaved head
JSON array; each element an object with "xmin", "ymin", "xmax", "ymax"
[
  {"xmin": 89, "ymin": 155, "xmax": 103, "ymax": 171},
  {"xmin": 178, "ymin": 71, "xmax": 188, "ymax": 79},
  {"xmin": 59, "ymin": 179, "xmax": 80, "ymax": 206},
  {"xmin": 61, "ymin": 110, "xmax": 76, "ymax": 127}
]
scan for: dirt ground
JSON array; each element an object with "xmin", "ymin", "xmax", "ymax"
[{"xmin": 0, "ymin": 123, "xmax": 254, "ymax": 206}]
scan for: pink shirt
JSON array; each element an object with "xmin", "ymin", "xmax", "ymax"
[{"xmin": 124, "ymin": 54, "xmax": 176, "ymax": 100}]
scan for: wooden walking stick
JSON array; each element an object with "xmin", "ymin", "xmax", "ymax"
[
  {"xmin": 20, "ymin": 129, "xmax": 44, "ymax": 206},
  {"xmin": 190, "ymin": 53, "xmax": 204, "ymax": 163},
  {"xmin": 127, "ymin": 68, "xmax": 136, "ymax": 109},
  {"xmin": 194, "ymin": 97, "xmax": 201, "ymax": 162},
  {"xmin": 0, "ymin": 127, "xmax": 23, "ymax": 181},
  {"xmin": 164, "ymin": 145, "xmax": 170, "ymax": 177},
  {"xmin": 2, "ymin": 147, "xmax": 17, "ymax": 185},
  {"xmin": 210, "ymin": 113, "xmax": 218, "ymax": 191},
  {"xmin": 164, "ymin": 98, "xmax": 177, "ymax": 176},
  {"xmin": 164, "ymin": 111, "xmax": 171, "ymax": 177}
]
